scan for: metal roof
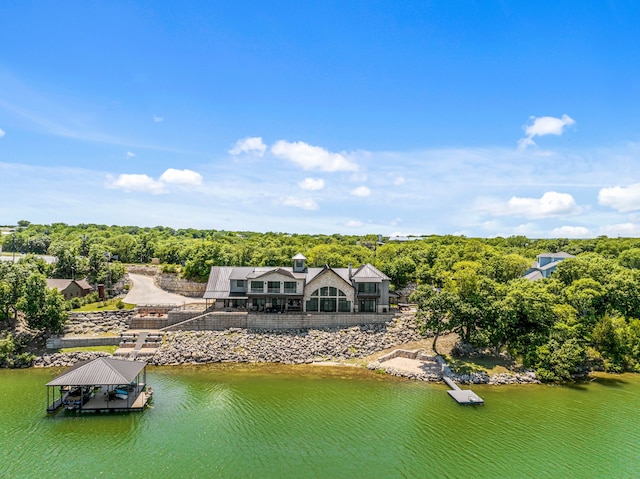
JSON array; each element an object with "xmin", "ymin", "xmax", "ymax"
[
  {"xmin": 46, "ymin": 357, "xmax": 147, "ymax": 386},
  {"xmin": 305, "ymin": 265, "xmax": 353, "ymax": 289},
  {"xmin": 537, "ymin": 252, "xmax": 575, "ymax": 259},
  {"xmin": 351, "ymin": 264, "xmax": 390, "ymax": 282},
  {"xmin": 203, "ymin": 266, "xmax": 234, "ymax": 299}
]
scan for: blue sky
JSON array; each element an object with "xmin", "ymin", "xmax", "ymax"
[{"xmin": 1, "ymin": 1, "xmax": 640, "ymax": 237}]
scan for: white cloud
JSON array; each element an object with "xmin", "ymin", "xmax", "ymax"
[
  {"xmin": 393, "ymin": 176, "xmax": 406, "ymax": 185},
  {"xmin": 126, "ymin": 151, "xmax": 136, "ymax": 158},
  {"xmin": 598, "ymin": 183, "xmax": 640, "ymax": 212},
  {"xmin": 106, "ymin": 168, "xmax": 203, "ymax": 193},
  {"xmin": 271, "ymin": 140, "xmax": 359, "ymax": 172},
  {"xmin": 106, "ymin": 174, "xmax": 166, "ymax": 194},
  {"xmin": 600, "ymin": 223, "xmax": 640, "ymax": 237},
  {"xmin": 153, "ymin": 115, "xmax": 164, "ymax": 123},
  {"xmin": 281, "ymin": 196, "xmax": 319, "ymax": 210},
  {"xmin": 344, "ymin": 220, "xmax": 363, "ymax": 228},
  {"xmin": 159, "ymin": 168, "xmax": 203, "ymax": 186},
  {"xmin": 479, "ymin": 191, "xmax": 581, "ymax": 218},
  {"xmin": 550, "ymin": 226, "xmax": 591, "ymax": 238},
  {"xmin": 229, "ymin": 137, "xmax": 267, "ymax": 156},
  {"xmin": 518, "ymin": 114, "xmax": 575, "ymax": 150},
  {"xmin": 298, "ymin": 177, "xmax": 325, "ymax": 191},
  {"xmin": 350, "ymin": 185, "xmax": 371, "ymax": 197},
  {"xmin": 0, "ymin": 128, "xmax": 5, "ymax": 137}
]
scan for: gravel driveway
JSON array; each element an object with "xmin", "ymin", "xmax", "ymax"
[{"xmin": 124, "ymin": 273, "xmax": 200, "ymax": 305}]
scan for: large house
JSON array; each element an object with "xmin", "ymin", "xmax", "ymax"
[
  {"xmin": 524, "ymin": 252, "xmax": 575, "ymax": 281},
  {"xmin": 204, "ymin": 254, "xmax": 392, "ymax": 314}
]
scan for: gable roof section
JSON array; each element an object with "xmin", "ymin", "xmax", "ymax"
[
  {"xmin": 537, "ymin": 252, "xmax": 575, "ymax": 260},
  {"xmin": 305, "ymin": 265, "xmax": 353, "ymax": 290},
  {"xmin": 46, "ymin": 279, "xmax": 93, "ymax": 292},
  {"xmin": 351, "ymin": 264, "xmax": 390, "ymax": 282},
  {"xmin": 75, "ymin": 279, "xmax": 93, "ymax": 291},
  {"xmin": 524, "ymin": 270, "xmax": 544, "ymax": 281},
  {"xmin": 251, "ymin": 267, "xmax": 297, "ymax": 280},
  {"xmin": 46, "ymin": 279, "xmax": 73, "ymax": 291},
  {"xmin": 46, "ymin": 357, "xmax": 147, "ymax": 386}
]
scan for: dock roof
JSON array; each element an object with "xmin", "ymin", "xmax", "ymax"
[{"xmin": 46, "ymin": 357, "xmax": 147, "ymax": 387}]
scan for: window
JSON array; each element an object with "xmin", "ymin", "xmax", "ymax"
[
  {"xmin": 235, "ymin": 280, "xmax": 246, "ymax": 288},
  {"xmin": 251, "ymin": 281, "xmax": 264, "ymax": 293},
  {"xmin": 357, "ymin": 283, "xmax": 377, "ymax": 294},
  {"xmin": 306, "ymin": 287, "xmax": 350, "ymax": 313},
  {"xmin": 319, "ymin": 286, "xmax": 338, "ymax": 296},
  {"xmin": 306, "ymin": 298, "xmax": 319, "ymax": 311},
  {"xmin": 284, "ymin": 281, "xmax": 297, "ymax": 294},
  {"xmin": 360, "ymin": 299, "xmax": 376, "ymax": 312},
  {"xmin": 338, "ymin": 298, "xmax": 351, "ymax": 312},
  {"xmin": 320, "ymin": 298, "xmax": 336, "ymax": 312},
  {"xmin": 267, "ymin": 281, "xmax": 280, "ymax": 293}
]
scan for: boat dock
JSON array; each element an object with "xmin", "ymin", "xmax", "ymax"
[
  {"xmin": 46, "ymin": 357, "xmax": 152, "ymax": 414},
  {"xmin": 443, "ymin": 376, "xmax": 484, "ymax": 405}
]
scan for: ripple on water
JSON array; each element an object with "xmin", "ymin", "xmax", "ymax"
[{"xmin": 2, "ymin": 368, "xmax": 640, "ymax": 478}]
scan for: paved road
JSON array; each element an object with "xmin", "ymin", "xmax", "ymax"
[{"xmin": 124, "ymin": 273, "xmax": 200, "ymax": 306}]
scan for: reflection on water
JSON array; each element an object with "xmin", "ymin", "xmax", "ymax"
[{"xmin": 1, "ymin": 366, "xmax": 640, "ymax": 478}]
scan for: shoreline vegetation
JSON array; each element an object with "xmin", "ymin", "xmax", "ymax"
[{"xmin": 5, "ymin": 222, "xmax": 640, "ymax": 383}]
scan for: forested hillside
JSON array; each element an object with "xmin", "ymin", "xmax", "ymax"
[{"xmin": 4, "ymin": 222, "xmax": 640, "ymax": 380}]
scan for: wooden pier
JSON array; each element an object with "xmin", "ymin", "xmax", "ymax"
[{"xmin": 443, "ymin": 376, "xmax": 484, "ymax": 405}]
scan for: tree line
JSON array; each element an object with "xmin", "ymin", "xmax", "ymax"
[{"xmin": 5, "ymin": 221, "xmax": 640, "ymax": 380}]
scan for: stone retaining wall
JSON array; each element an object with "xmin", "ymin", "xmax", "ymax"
[
  {"xmin": 46, "ymin": 336, "xmax": 121, "ymax": 349},
  {"xmin": 156, "ymin": 273, "xmax": 206, "ymax": 297},
  {"xmin": 63, "ymin": 310, "xmax": 135, "ymax": 336},
  {"xmin": 126, "ymin": 265, "xmax": 159, "ymax": 276},
  {"xmin": 376, "ymin": 348, "xmax": 438, "ymax": 363},
  {"xmin": 129, "ymin": 317, "xmax": 169, "ymax": 329},
  {"xmin": 163, "ymin": 312, "xmax": 397, "ymax": 332}
]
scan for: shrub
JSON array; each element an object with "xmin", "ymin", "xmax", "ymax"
[
  {"xmin": 161, "ymin": 263, "xmax": 179, "ymax": 274},
  {"xmin": 116, "ymin": 299, "xmax": 125, "ymax": 310}
]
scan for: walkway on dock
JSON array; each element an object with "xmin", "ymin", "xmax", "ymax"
[{"xmin": 443, "ymin": 376, "xmax": 484, "ymax": 405}]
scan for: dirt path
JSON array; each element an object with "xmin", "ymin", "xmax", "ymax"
[{"xmin": 124, "ymin": 273, "xmax": 202, "ymax": 306}]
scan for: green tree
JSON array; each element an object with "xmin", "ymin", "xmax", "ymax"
[
  {"xmin": 18, "ymin": 272, "xmax": 67, "ymax": 331},
  {"xmin": 618, "ymin": 248, "xmax": 640, "ymax": 270},
  {"xmin": 412, "ymin": 287, "xmax": 459, "ymax": 354},
  {"xmin": 49, "ymin": 241, "xmax": 81, "ymax": 278},
  {"xmin": 534, "ymin": 338, "xmax": 587, "ymax": 382},
  {"xmin": 484, "ymin": 253, "xmax": 531, "ymax": 283},
  {"xmin": 492, "ymin": 279, "xmax": 557, "ymax": 360}
]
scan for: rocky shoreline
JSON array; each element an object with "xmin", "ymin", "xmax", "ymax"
[
  {"xmin": 31, "ymin": 314, "xmax": 539, "ymax": 384},
  {"xmin": 150, "ymin": 316, "xmax": 422, "ymax": 365},
  {"xmin": 368, "ymin": 360, "xmax": 539, "ymax": 385}
]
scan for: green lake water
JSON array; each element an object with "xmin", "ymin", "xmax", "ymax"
[{"xmin": 1, "ymin": 364, "xmax": 639, "ymax": 478}]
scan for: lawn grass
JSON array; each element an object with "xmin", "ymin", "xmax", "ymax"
[
  {"xmin": 59, "ymin": 345, "xmax": 119, "ymax": 354},
  {"xmin": 444, "ymin": 354, "xmax": 513, "ymax": 375},
  {"xmin": 72, "ymin": 299, "xmax": 135, "ymax": 312}
]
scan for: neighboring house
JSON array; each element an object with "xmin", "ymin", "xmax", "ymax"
[
  {"xmin": 203, "ymin": 254, "xmax": 392, "ymax": 313},
  {"xmin": 523, "ymin": 252, "xmax": 575, "ymax": 281},
  {"xmin": 46, "ymin": 279, "xmax": 93, "ymax": 300}
]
